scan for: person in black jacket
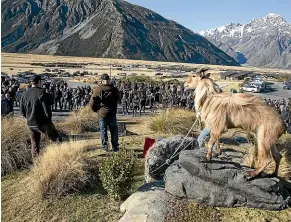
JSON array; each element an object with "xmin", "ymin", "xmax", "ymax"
[
  {"xmin": 5, "ymin": 92, "xmax": 14, "ymax": 114},
  {"xmin": 20, "ymin": 75, "xmax": 62, "ymax": 162}
]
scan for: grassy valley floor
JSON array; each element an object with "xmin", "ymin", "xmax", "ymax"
[{"xmin": 2, "ymin": 112, "xmax": 291, "ymax": 222}]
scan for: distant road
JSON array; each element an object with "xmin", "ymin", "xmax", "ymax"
[
  {"xmin": 255, "ymin": 82, "xmax": 291, "ymax": 100},
  {"xmin": 219, "ymin": 81, "xmax": 291, "ymax": 100},
  {"xmin": 67, "ymin": 80, "xmax": 97, "ymax": 88}
]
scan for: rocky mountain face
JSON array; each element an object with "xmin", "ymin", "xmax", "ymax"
[
  {"xmin": 1, "ymin": 0, "xmax": 239, "ymax": 66},
  {"xmin": 200, "ymin": 13, "xmax": 291, "ymax": 69}
]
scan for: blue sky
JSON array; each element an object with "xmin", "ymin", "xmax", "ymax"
[{"xmin": 127, "ymin": 0, "xmax": 291, "ymax": 32}]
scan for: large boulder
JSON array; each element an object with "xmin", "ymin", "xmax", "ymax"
[
  {"xmin": 119, "ymin": 181, "xmax": 167, "ymax": 222},
  {"xmin": 145, "ymin": 136, "xmax": 198, "ymax": 182},
  {"xmin": 165, "ymin": 150, "xmax": 291, "ymax": 210}
]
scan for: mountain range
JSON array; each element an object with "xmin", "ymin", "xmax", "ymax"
[
  {"xmin": 1, "ymin": 0, "xmax": 239, "ymax": 66},
  {"xmin": 200, "ymin": 13, "xmax": 291, "ymax": 69}
]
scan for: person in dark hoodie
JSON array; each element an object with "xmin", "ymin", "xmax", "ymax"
[
  {"xmin": 89, "ymin": 73, "xmax": 120, "ymax": 152},
  {"xmin": 20, "ymin": 74, "xmax": 62, "ymax": 162}
]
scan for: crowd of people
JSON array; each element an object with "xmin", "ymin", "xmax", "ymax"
[
  {"xmin": 116, "ymin": 78, "xmax": 195, "ymax": 116},
  {"xmin": 1, "ymin": 75, "xmax": 291, "ymax": 124},
  {"xmin": 1, "ymin": 75, "xmax": 196, "ymax": 116},
  {"xmin": 1, "ymin": 77, "xmax": 93, "ymax": 114},
  {"xmin": 263, "ymin": 97, "xmax": 291, "ymax": 124}
]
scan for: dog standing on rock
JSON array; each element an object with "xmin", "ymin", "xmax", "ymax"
[{"xmin": 184, "ymin": 74, "xmax": 287, "ymax": 178}]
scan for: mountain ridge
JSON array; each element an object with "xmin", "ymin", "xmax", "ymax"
[
  {"xmin": 200, "ymin": 13, "xmax": 291, "ymax": 69},
  {"xmin": 1, "ymin": 0, "xmax": 239, "ymax": 66}
]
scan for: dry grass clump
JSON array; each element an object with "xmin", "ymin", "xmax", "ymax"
[
  {"xmin": 1, "ymin": 116, "xmax": 31, "ymax": 176},
  {"xmin": 29, "ymin": 141, "xmax": 93, "ymax": 199},
  {"xmin": 1, "ymin": 116, "xmax": 66, "ymax": 176},
  {"xmin": 243, "ymin": 133, "xmax": 291, "ymax": 180},
  {"xmin": 149, "ymin": 108, "xmax": 198, "ymax": 135},
  {"xmin": 60, "ymin": 106, "xmax": 99, "ymax": 134}
]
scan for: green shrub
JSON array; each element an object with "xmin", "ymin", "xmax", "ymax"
[{"xmin": 99, "ymin": 150, "xmax": 136, "ymax": 200}]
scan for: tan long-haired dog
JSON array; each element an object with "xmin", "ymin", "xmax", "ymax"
[{"xmin": 185, "ymin": 74, "xmax": 287, "ymax": 177}]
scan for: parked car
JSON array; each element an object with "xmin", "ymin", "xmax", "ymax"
[
  {"xmin": 63, "ymin": 73, "xmax": 72, "ymax": 77},
  {"xmin": 240, "ymin": 84, "xmax": 260, "ymax": 93},
  {"xmin": 249, "ymin": 82, "xmax": 265, "ymax": 91},
  {"xmin": 283, "ymin": 85, "xmax": 291, "ymax": 90},
  {"xmin": 251, "ymin": 78, "xmax": 264, "ymax": 84}
]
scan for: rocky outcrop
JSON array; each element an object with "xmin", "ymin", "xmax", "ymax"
[
  {"xmin": 144, "ymin": 136, "xmax": 198, "ymax": 182},
  {"xmin": 165, "ymin": 150, "xmax": 291, "ymax": 210},
  {"xmin": 1, "ymin": 0, "xmax": 240, "ymax": 66},
  {"xmin": 120, "ymin": 136, "xmax": 291, "ymax": 221}
]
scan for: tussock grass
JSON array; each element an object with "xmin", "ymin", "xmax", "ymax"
[
  {"xmin": 149, "ymin": 108, "xmax": 198, "ymax": 135},
  {"xmin": 29, "ymin": 141, "xmax": 93, "ymax": 199},
  {"xmin": 60, "ymin": 106, "xmax": 99, "ymax": 134},
  {"xmin": 1, "ymin": 116, "xmax": 31, "ymax": 176},
  {"xmin": 1, "ymin": 116, "xmax": 66, "ymax": 176},
  {"xmin": 243, "ymin": 133, "xmax": 291, "ymax": 180}
]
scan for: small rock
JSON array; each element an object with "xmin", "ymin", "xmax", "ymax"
[{"xmin": 119, "ymin": 181, "xmax": 167, "ymax": 222}]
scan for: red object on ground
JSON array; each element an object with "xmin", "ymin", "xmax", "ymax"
[{"xmin": 143, "ymin": 137, "xmax": 156, "ymax": 158}]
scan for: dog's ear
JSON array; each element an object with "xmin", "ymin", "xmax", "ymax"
[{"xmin": 205, "ymin": 73, "xmax": 210, "ymax": 78}]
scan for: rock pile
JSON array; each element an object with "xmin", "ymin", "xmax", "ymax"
[{"xmin": 120, "ymin": 137, "xmax": 291, "ymax": 222}]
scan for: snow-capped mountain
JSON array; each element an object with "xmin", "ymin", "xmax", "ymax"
[{"xmin": 200, "ymin": 13, "xmax": 291, "ymax": 69}]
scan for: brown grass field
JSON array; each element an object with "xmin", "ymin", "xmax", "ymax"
[
  {"xmin": 2, "ymin": 108, "xmax": 291, "ymax": 222},
  {"xmin": 2, "ymin": 53, "xmax": 291, "ymax": 221},
  {"xmin": 2, "ymin": 53, "xmax": 291, "ymax": 78}
]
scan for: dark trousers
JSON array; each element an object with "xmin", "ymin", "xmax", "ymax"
[
  {"xmin": 98, "ymin": 116, "xmax": 119, "ymax": 151},
  {"xmin": 63, "ymin": 99, "xmax": 72, "ymax": 111},
  {"xmin": 28, "ymin": 122, "xmax": 62, "ymax": 162},
  {"xmin": 54, "ymin": 98, "xmax": 62, "ymax": 111},
  {"xmin": 122, "ymin": 104, "xmax": 128, "ymax": 114}
]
